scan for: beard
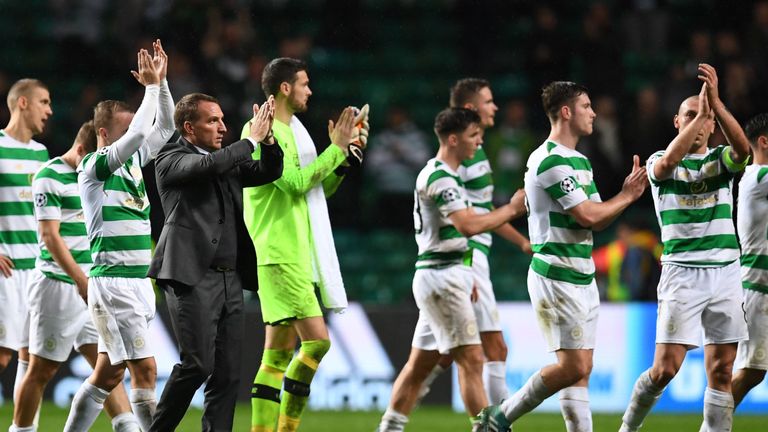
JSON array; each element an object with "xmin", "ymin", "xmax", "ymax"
[{"xmin": 288, "ymin": 94, "xmax": 308, "ymax": 113}]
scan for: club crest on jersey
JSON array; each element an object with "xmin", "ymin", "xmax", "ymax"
[
  {"xmin": 125, "ymin": 195, "xmax": 146, "ymax": 210},
  {"xmin": 560, "ymin": 177, "xmax": 577, "ymax": 193},
  {"xmin": 97, "ymin": 147, "xmax": 109, "ymax": 156},
  {"xmin": 690, "ymin": 181, "xmax": 707, "ymax": 194},
  {"xmin": 34, "ymin": 193, "xmax": 47, "ymax": 207},
  {"xmin": 130, "ymin": 165, "xmax": 143, "ymax": 180},
  {"xmin": 441, "ymin": 188, "xmax": 461, "ymax": 203}
]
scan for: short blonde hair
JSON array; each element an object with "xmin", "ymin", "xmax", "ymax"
[
  {"xmin": 75, "ymin": 120, "xmax": 97, "ymax": 153},
  {"xmin": 7, "ymin": 78, "xmax": 48, "ymax": 111}
]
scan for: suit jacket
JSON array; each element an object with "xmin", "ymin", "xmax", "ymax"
[{"xmin": 147, "ymin": 135, "xmax": 283, "ymax": 290}]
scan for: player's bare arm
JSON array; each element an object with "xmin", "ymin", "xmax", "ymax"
[
  {"xmin": 39, "ymin": 219, "xmax": 88, "ymax": 302},
  {"xmin": 653, "ymin": 84, "xmax": 711, "ymax": 180},
  {"xmin": 493, "ymin": 223, "xmax": 532, "ymax": 255},
  {"xmin": 449, "ymin": 189, "xmax": 526, "ymax": 237},
  {"xmin": 569, "ymin": 155, "xmax": 648, "ymax": 230},
  {"xmin": 698, "ymin": 63, "xmax": 750, "ymax": 163}
]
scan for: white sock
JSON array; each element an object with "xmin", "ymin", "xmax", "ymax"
[
  {"xmin": 500, "ymin": 370, "xmax": 556, "ymax": 423},
  {"xmin": 130, "ymin": 388, "xmax": 157, "ymax": 432},
  {"xmin": 9, "ymin": 424, "xmax": 36, "ymax": 432},
  {"xmin": 702, "ymin": 387, "xmax": 734, "ymax": 432},
  {"xmin": 416, "ymin": 363, "xmax": 447, "ymax": 402},
  {"xmin": 560, "ymin": 386, "xmax": 592, "ymax": 432},
  {"xmin": 378, "ymin": 407, "xmax": 408, "ymax": 432},
  {"xmin": 620, "ymin": 370, "xmax": 665, "ymax": 432},
  {"xmin": 64, "ymin": 382, "xmax": 110, "ymax": 432},
  {"xmin": 484, "ymin": 361, "xmax": 510, "ymax": 404},
  {"xmin": 13, "ymin": 359, "xmax": 28, "ymax": 403},
  {"xmin": 111, "ymin": 412, "xmax": 141, "ymax": 432}
]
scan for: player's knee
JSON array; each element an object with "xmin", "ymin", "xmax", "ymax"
[
  {"xmin": 132, "ymin": 363, "xmax": 157, "ymax": 389},
  {"xmin": 102, "ymin": 370, "xmax": 128, "ymax": 391},
  {"xmin": 559, "ymin": 356, "xmax": 592, "ymax": 384},
  {"xmin": 28, "ymin": 363, "xmax": 59, "ymax": 383},
  {"xmin": 707, "ymin": 360, "xmax": 734, "ymax": 387},
  {"xmin": 566, "ymin": 362, "xmax": 592, "ymax": 383},
  {"xmin": 652, "ymin": 364, "xmax": 679, "ymax": 386},
  {"xmin": 300, "ymin": 339, "xmax": 331, "ymax": 364},
  {"xmin": 454, "ymin": 346, "xmax": 485, "ymax": 370},
  {"xmin": 262, "ymin": 348, "xmax": 293, "ymax": 372},
  {"xmin": 489, "ymin": 343, "xmax": 508, "ymax": 361}
]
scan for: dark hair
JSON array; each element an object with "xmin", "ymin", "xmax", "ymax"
[
  {"xmin": 449, "ymin": 78, "xmax": 490, "ymax": 108},
  {"xmin": 434, "ymin": 107, "xmax": 481, "ymax": 139},
  {"xmin": 7, "ymin": 78, "xmax": 48, "ymax": 111},
  {"xmin": 93, "ymin": 100, "xmax": 132, "ymax": 132},
  {"xmin": 261, "ymin": 57, "xmax": 308, "ymax": 97},
  {"xmin": 174, "ymin": 93, "xmax": 220, "ymax": 133},
  {"xmin": 75, "ymin": 120, "xmax": 97, "ymax": 153},
  {"xmin": 541, "ymin": 81, "xmax": 588, "ymax": 120},
  {"xmin": 745, "ymin": 113, "xmax": 768, "ymax": 145}
]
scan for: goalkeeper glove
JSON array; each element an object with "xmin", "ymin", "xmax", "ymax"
[{"xmin": 336, "ymin": 104, "xmax": 370, "ymax": 176}]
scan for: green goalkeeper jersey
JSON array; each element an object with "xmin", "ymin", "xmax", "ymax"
[{"xmin": 241, "ymin": 118, "xmax": 345, "ymax": 270}]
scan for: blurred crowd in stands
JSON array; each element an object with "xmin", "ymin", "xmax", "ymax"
[{"xmin": 2, "ymin": 0, "xmax": 767, "ymax": 301}]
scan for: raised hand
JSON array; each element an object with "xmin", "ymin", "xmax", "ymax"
[
  {"xmin": 694, "ymin": 82, "xmax": 711, "ymax": 122},
  {"xmin": 249, "ymin": 95, "xmax": 275, "ymax": 143},
  {"xmin": 152, "ymin": 39, "xmax": 169, "ymax": 81},
  {"xmin": 622, "ymin": 155, "xmax": 649, "ymax": 200},
  {"xmin": 328, "ymin": 107, "xmax": 356, "ymax": 153},
  {"xmin": 351, "ymin": 104, "xmax": 371, "ymax": 149},
  {"xmin": 697, "ymin": 63, "xmax": 720, "ymax": 108},
  {"xmin": 130, "ymin": 49, "xmax": 161, "ymax": 86}
]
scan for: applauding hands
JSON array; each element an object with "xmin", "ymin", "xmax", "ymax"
[{"xmin": 249, "ymin": 95, "xmax": 276, "ymax": 144}]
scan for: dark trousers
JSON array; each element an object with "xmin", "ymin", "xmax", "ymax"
[{"xmin": 149, "ymin": 269, "xmax": 244, "ymax": 432}]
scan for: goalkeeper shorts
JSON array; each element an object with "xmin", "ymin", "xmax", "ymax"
[{"xmin": 257, "ymin": 263, "xmax": 323, "ymax": 325}]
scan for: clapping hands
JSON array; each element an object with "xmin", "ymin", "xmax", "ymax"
[
  {"xmin": 131, "ymin": 47, "xmax": 161, "ymax": 87},
  {"xmin": 249, "ymin": 95, "xmax": 276, "ymax": 144}
]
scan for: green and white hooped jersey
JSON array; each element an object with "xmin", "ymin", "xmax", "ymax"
[
  {"xmin": 737, "ymin": 164, "xmax": 768, "ymax": 293},
  {"xmin": 414, "ymin": 158, "xmax": 470, "ymax": 269},
  {"xmin": 459, "ymin": 146, "xmax": 494, "ymax": 255},
  {"xmin": 78, "ymin": 145, "xmax": 152, "ymax": 278},
  {"xmin": 525, "ymin": 140, "xmax": 600, "ymax": 285},
  {"xmin": 0, "ymin": 130, "xmax": 49, "ymax": 269},
  {"xmin": 648, "ymin": 145, "xmax": 743, "ymax": 267},
  {"xmin": 32, "ymin": 157, "xmax": 91, "ymax": 283}
]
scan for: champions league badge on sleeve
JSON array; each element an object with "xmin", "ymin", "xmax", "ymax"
[
  {"xmin": 441, "ymin": 188, "xmax": 461, "ymax": 203},
  {"xmin": 560, "ymin": 177, "xmax": 577, "ymax": 193},
  {"xmin": 34, "ymin": 193, "xmax": 47, "ymax": 207}
]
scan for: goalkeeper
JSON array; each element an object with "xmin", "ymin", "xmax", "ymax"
[{"xmin": 240, "ymin": 57, "xmax": 369, "ymax": 432}]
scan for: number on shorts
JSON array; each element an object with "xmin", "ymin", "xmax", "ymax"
[{"xmin": 414, "ymin": 189, "xmax": 423, "ymax": 234}]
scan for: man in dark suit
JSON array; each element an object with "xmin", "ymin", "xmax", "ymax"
[{"xmin": 147, "ymin": 93, "xmax": 282, "ymax": 431}]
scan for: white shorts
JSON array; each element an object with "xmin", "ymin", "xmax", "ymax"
[
  {"xmin": 656, "ymin": 262, "xmax": 747, "ymax": 346},
  {"xmin": 0, "ymin": 269, "xmax": 34, "ymax": 350},
  {"xmin": 735, "ymin": 289, "xmax": 768, "ymax": 370},
  {"xmin": 411, "ymin": 265, "xmax": 480, "ymax": 354},
  {"xmin": 28, "ymin": 271, "xmax": 98, "ymax": 362},
  {"xmin": 527, "ymin": 270, "xmax": 599, "ymax": 352},
  {"xmin": 471, "ymin": 250, "xmax": 502, "ymax": 333},
  {"xmin": 88, "ymin": 276, "xmax": 155, "ymax": 365}
]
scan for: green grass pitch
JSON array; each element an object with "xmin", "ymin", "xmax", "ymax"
[{"xmin": 1, "ymin": 403, "xmax": 767, "ymax": 431}]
